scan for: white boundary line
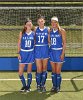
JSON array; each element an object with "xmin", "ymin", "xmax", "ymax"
[
  {"xmin": 0, "ymin": 78, "xmax": 83, "ymax": 81},
  {"xmin": 0, "ymin": 7, "xmax": 83, "ymax": 9}
]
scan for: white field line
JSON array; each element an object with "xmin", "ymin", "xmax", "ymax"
[
  {"xmin": 0, "ymin": 78, "xmax": 83, "ymax": 81},
  {"xmin": 0, "ymin": 7, "xmax": 83, "ymax": 9}
]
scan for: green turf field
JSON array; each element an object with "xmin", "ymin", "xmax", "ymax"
[{"xmin": 0, "ymin": 72, "xmax": 83, "ymax": 100}]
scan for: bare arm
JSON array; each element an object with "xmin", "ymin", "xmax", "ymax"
[
  {"xmin": 17, "ymin": 32, "xmax": 22, "ymax": 54},
  {"xmin": 62, "ymin": 29, "xmax": 66, "ymax": 54},
  {"xmin": 60, "ymin": 28, "xmax": 66, "ymax": 60},
  {"xmin": 48, "ymin": 28, "xmax": 51, "ymax": 44},
  {"xmin": 34, "ymin": 26, "xmax": 37, "ymax": 44}
]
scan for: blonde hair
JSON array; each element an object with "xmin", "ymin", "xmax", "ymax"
[{"xmin": 51, "ymin": 16, "xmax": 61, "ymax": 33}]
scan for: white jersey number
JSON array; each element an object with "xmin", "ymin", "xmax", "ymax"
[
  {"xmin": 51, "ymin": 38, "xmax": 56, "ymax": 45},
  {"xmin": 25, "ymin": 40, "xmax": 31, "ymax": 47},
  {"xmin": 38, "ymin": 36, "xmax": 45, "ymax": 43}
]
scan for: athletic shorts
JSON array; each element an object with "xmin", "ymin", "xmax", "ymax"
[
  {"xmin": 19, "ymin": 50, "xmax": 34, "ymax": 64},
  {"xmin": 35, "ymin": 45, "xmax": 49, "ymax": 59},
  {"xmin": 49, "ymin": 49, "xmax": 65, "ymax": 63}
]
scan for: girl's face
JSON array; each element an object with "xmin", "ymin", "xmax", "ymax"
[
  {"xmin": 25, "ymin": 21, "xmax": 32, "ymax": 30},
  {"xmin": 37, "ymin": 18, "xmax": 45, "ymax": 28},
  {"xmin": 51, "ymin": 20, "xmax": 58, "ymax": 29}
]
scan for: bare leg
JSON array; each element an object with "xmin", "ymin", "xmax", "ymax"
[
  {"xmin": 36, "ymin": 59, "xmax": 42, "ymax": 73},
  {"xmin": 42, "ymin": 59, "xmax": 48, "ymax": 71},
  {"xmin": 18, "ymin": 64, "xmax": 25, "ymax": 76}
]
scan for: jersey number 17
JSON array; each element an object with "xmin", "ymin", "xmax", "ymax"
[{"xmin": 38, "ymin": 36, "xmax": 45, "ymax": 43}]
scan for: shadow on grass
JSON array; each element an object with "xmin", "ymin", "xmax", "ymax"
[
  {"xmin": 61, "ymin": 74, "xmax": 83, "ymax": 92},
  {"xmin": 0, "ymin": 90, "xmax": 55, "ymax": 100},
  {"xmin": 70, "ymin": 74, "xmax": 83, "ymax": 92}
]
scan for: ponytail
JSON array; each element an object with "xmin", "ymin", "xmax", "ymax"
[
  {"xmin": 57, "ymin": 23, "xmax": 62, "ymax": 34},
  {"xmin": 22, "ymin": 26, "xmax": 27, "ymax": 35}
]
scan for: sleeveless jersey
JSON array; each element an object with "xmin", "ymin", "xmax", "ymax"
[
  {"xmin": 21, "ymin": 31, "xmax": 34, "ymax": 50},
  {"xmin": 50, "ymin": 29, "xmax": 62, "ymax": 49},
  {"xmin": 35, "ymin": 27, "xmax": 48, "ymax": 45}
]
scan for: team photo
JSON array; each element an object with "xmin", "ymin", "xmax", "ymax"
[{"xmin": 0, "ymin": 0, "xmax": 83, "ymax": 100}]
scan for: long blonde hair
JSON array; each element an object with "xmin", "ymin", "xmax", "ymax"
[{"xmin": 51, "ymin": 16, "xmax": 61, "ymax": 33}]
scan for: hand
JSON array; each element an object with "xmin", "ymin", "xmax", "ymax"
[
  {"xmin": 60, "ymin": 53, "xmax": 65, "ymax": 61},
  {"xmin": 18, "ymin": 54, "xmax": 21, "ymax": 60}
]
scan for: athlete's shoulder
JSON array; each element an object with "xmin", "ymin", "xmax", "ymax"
[
  {"xmin": 59, "ymin": 27, "xmax": 66, "ymax": 35},
  {"xmin": 49, "ymin": 26, "xmax": 53, "ymax": 32},
  {"xmin": 61, "ymin": 28, "xmax": 66, "ymax": 32},
  {"xmin": 19, "ymin": 31, "xmax": 23, "ymax": 37},
  {"xmin": 31, "ymin": 30, "xmax": 35, "ymax": 33},
  {"xmin": 18, "ymin": 31, "xmax": 23, "ymax": 40},
  {"xmin": 31, "ymin": 31, "xmax": 35, "ymax": 36},
  {"xmin": 44, "ymin": 26, "xmax": 49, "ymax": 30},
  {"xmin": 35, "ymin": 26, "xmax": 38, "ymax": 30},
  {"xmin": 19, "ymin": 31, "xmax": 22, "ymax": 35},
  {"xmin": 44, "ymin": 26, "xmax": 50, "ymax": 34}
]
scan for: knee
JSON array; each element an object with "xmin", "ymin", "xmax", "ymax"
[
  {"xmin": 37, "ymin": 70, "xmax": 42, "ymax": 73},
  {"xmin": 55, "ymin": 70, "xmax": 61, "ymax": 74},
  {"xmin": 18, "ymin": 70, "xmax": 23, "ymax": 76},
  {"xmin": 52, "ymin": 69, "xmax": 61, "ymax": 74},
  {"xmin": 37, "ymin": 69, "xmax": 42, "ymax": 73},
  {"xmin": 37, "ymin": 66, "xmax": 42, "ymax": 73},
  {"xmin": 43, "ymin": 66, "xmax": 47, "ymax": 71}
]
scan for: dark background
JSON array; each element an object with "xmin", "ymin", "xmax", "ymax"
[{"xmin": 0, "ymin": 0, "xmax": 82, "ymax": 2}]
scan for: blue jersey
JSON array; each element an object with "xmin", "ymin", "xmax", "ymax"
[
  {"xmin": 50, "ymin": 29, "xmax": 62, "ymax": 49},
  {"xmin": 21, "ymin": 31, "xmax": 34, "ymax": 50},
  {"xmin": 35, "ymin": 27, "xmax": 48, "ymax": 45}
]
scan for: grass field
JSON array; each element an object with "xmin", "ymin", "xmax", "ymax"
[{"xmin": 0, "ymin": 72, "xmax": 83, "ymax": 100}]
